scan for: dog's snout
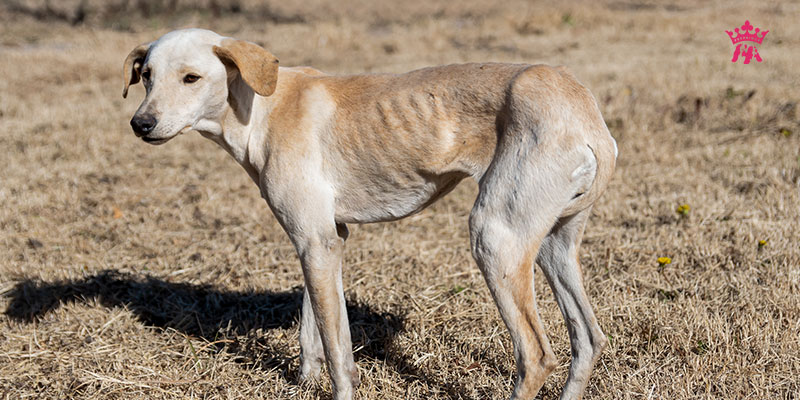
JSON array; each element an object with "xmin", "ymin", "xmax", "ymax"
[{"xmin": 130, "ymin": 114, "xmax": 158, "ymax": 137}]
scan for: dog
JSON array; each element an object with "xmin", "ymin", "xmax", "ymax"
[{"xmin": 123, "ymin": 28, "xmax": 617, "ymax": 400}]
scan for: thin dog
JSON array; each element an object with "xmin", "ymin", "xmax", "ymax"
[{"xmin": 123, "ymin": 29, "xmax": 617, "ymax": 400}]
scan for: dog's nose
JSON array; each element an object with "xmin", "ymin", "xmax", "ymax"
[{"xmin": 130, "ymin": 114, "xmax": 158, "ymax": 137}]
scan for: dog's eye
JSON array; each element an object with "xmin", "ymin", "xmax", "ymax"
[
  {"xmin": 183, "ymin": 74, "xmax": 201, "ymax": 84},
  {"xmin": 141, "ymin": 70, "xmax": 150, "ymax": 81}
]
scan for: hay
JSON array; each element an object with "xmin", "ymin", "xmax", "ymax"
[{"xmin": 1, "ymin": 1, "xmax": 798, "ymax": 398}]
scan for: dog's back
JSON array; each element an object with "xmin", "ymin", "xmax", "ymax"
[{"xmin": 319, "ymin": 62, "xmax": 529, "ymax": 171}]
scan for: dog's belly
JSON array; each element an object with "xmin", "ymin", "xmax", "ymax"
[{"xmin": 332, "ymin": 169, "xmax": 469, "ymax": 223}]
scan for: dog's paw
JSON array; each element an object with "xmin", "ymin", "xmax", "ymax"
[
  {"xmin": 298, "ymin": 368, "xmax": 322, "ymax": 384},
  {"xmin": 298, "ymin": 357, "xmax": 324, "ymax": 384},
  {"xmin": 349, "ymin": 364, "xmax": 361, "ymax": 388}
]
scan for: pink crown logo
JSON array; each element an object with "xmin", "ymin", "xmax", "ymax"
[{"xmin": 726, "ymin": 20, "xmax": 768, "ymax": 45}]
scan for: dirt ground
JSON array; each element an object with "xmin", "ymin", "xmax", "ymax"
[{"xmin": 1, "ymin": 0, "xmax": 798, "ymax": 399}]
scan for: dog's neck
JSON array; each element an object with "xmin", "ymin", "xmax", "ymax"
[{"xmin": 198, "ymin": 73, "xmax": 274, "ymax": 184}]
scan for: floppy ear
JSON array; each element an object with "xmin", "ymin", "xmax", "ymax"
[
  {"xmin": 122, "ymin": 42, "xmax": 152, "ymax": 98},
  {"xmin": 213, "ymin": 39, "xmax": 280, "ymax": 97}
]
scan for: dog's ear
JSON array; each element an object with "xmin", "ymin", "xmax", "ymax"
[
  {"xmin": 213, "ymin": 39, "xmax": 279, "ymax": 97},
  {"xmin": 122, "ymin": 42, "xmax": 152, "ymax": 98}
]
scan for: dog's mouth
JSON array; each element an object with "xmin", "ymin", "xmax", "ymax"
[
  {"xmin": 140, "ymin": 125, "xmax": 191, "ymax": 145},
  {"xmin": 141, "ymin": 136, "xmax": 170, "ymax": 145}
]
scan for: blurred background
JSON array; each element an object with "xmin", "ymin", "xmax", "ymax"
[{"xmin": 1, "ymin": 1, "xmax": 798, "ymax": 399}]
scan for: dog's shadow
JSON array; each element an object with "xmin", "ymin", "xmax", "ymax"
[{"xmin": 3, "ymin": 269, "xmax": 474, "ymax": 399}]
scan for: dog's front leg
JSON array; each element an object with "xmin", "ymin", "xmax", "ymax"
[
  {"xmin": 299, "ymin": 286, "xmax": 325, "ymax": 382},
  {"xmin": 295, "ymin": 227, "xmax": 358, "ymax": 399},
  {"xmin": 264, "ymin": 165, "xmax": 357, "ymax": 398},
  {"xmin": 268, "ymin": 192, "xmax": 356, "ymax": 398},
  {"xmin": 299, "ymin": 222, "xmax": 350, "ymax": 383}
]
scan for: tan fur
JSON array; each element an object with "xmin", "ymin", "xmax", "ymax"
[
  {"xmin": 213, "ymin": 39, "xmax": 280, "ymax": 97},
  {"xmin": 123, "ymin": 29, "xmax": 617, "ymax": 400},
  {"xmin": 122, "ymin": 42, "xmax": 151, "ymax": 98}
]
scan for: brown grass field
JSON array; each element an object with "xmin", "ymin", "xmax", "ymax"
[{"xmin": 1, "ymin": 0, "xmax": 799, "ymax": 399}]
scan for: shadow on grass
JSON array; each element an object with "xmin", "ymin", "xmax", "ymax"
[{"xmin": 3, "ymin": 269, "xmax": 474, "ymax": 399}]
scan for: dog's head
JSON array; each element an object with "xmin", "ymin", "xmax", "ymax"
[{"xmin": 123, "ymin": 29, "xmax": 279, "ymax": 144}]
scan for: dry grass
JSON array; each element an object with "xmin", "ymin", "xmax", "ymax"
[{"xmin": 1, "ymin": 1, "xmax": 799, "ymax": 399}]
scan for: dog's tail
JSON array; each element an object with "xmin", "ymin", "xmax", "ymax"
[
  {"xmin": 550, "ymin": 66, "xmax": 618, "ymax": 218},
  {"xmin": 558, "ymin": 132, "xmax": 617, "ymax": 217}
]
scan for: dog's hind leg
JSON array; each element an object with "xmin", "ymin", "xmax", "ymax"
[
  {"xmin": 469, "ymin": 141, "xmax": 582, "ymax": 399},
  {"xmin": 470, "ymin": 187, "xmax": 561, "ymax": 398},
  {"xmin": 469, "ymin": 72, "xmax": 607, "ymax": 397},
  {"xmin": 470, "ymin": 209, "xmax": 558, "ymax": 400},
  {"xmin": 537, "ymin": 209, "xmax": 607, "ymax": 400}
]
